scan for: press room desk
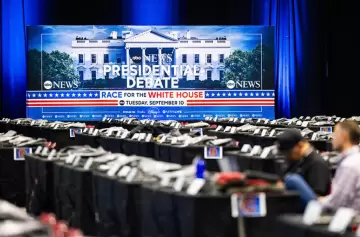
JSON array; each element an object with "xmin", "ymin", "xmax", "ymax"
[
  {"xmin": 154, "ymin": 143, "xmax": 239, "ymax": 167},
  {"xmin": 74, "ymin": 133, "xmax": 100, "ymax": 148},
  {"xmin": 92, "ymin": 171, "xmax": 147, "ymax": 237},
  {"xmin": 224, "ymin": 150, "xmax": 284, "ymax": 175},
  {"xmin": 0, "ymin": 147, "xmax": 26, "ymax": 206},
  {"xmin": 142, "ymin": 184, "xmax": 301, "ymax": 237},
  {"xmin": 25, "ymin": 154, "xmax": 56, "ymax": 215},
  {"xmin": 208, "ymin": 131, "xmax": 332, "ymax": 151},
  {"xmin": 205, "ymin": 121, "xmax": 333, "ymax": 132},
  {"xmin": 276, "ymin": 214, "xmax": 355, "ymax": 237}
]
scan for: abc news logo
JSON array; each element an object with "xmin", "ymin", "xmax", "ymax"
[
  {"xmin": 132, "ymin": 56, "xmax": 142, "ymax": 61},
  {"xmin": 43, "ymin": 80, "xmax": 80, "ymax": 90}
]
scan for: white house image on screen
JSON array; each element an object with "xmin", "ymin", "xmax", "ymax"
[{"xmin": 71, "ymin": 29, "xmax": 231, "ymax": 81}]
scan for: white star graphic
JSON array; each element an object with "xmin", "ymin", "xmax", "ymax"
[
  {"xmin": 233, "ymin": 93, "xmax": 237, "ymax": 96},
  {"xmin": 27, "ymin": 94, "xmax": 30, "ymax": 98},
  {"xmin": 272, "ymin": 93, "xmax": 275, "ymax": 96},
  {"xmin": 228, "ymin": 93, "xmax": 231, "ymax": 96},
  {"xmin": 239, "ymin": 93, "xmax": 243, "ymax": 96},
  {"xmin": 250, "ymin": 93, "xmax": 253, "ymax": 96},
  {"xmin": 49, "ymin": 93, "xmax": 53, "ymax": 97},
  {"xmin": 38, "ymin": 93, "xmax": 42, "ymax": 97},
  {"xmin": 89, "ymin": 93, "xmax": 93, "ymax": 97},
  {"xmin": 61, "ymin": 93, "xmax": 64, "ymax": 97},
  {"xmin": 77, "ymin": 93, "xmax": 81, "ymax": 97},
  {"xmin": 55, "ymin": 93, "xmax": 59, "ymax": 97},
  {"xmin": 266, "ymin": 93, "xmax": 270, "ymax": 96},
  {"xmin": 94, "ymin": 93, "xmax": 98, "ymax": 97},
  {"xmin": 44, "ymin": 93, "xmax": 47, "ymax": 97},
  {"xmin": 222, "ymin": 93, "xmax": 226, "ymax": 96},
  {"xmin": 211, "ymin": 93, "xmax": 215, "ymax": 96},
  {"xmin": 261, "ymin": 93, "xmax": 265, "ymax": 96},
  {"xmin": 256, "ymin": 93, "xmax": 259, "ymax": 96},
  {"xmin": 245, "ymin": 93, "xmax": 248, "ymax": 96},
  {"xmin": 217, "ymin": 93, "xmax": 220, "ymax": 96},
  {"xmin": 32, "ymin": 93, "xmax": 36, "ymax": 97},
  {"xmin": 83, "ymin": 93, "xmax": 87, "ymax": 97},
  {"xmin": 66, "ymin": 93, "xmax": 70, "ymax": 97},
  {"xmin": 206, "ymin": 93, "xmax": 209, "ymax": 96},
  {"xmin": 72, "ymin": 93, "xmax": 76, "ymax": 97}
]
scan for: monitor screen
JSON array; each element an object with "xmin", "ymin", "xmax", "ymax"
[{"xmin": 26, "ymin": 25, "xmax": 274, "ymax": 121}]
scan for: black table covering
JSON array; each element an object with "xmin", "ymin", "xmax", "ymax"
[
  {"xmin": 155, "ymin": 143, "xmax": 239, "ymax": 169},
  {"xmin": 121, "ymin": 139, "xmax": 155, "ymax": 158},
  {"xmin": 97, "ymin": 136, "xmax": 124, "ymax": 153},
  {"xmin": 92, "ymin": 171, "xmax": 151, "ymax": 237},
  {"xmin": 53, "ymin": 161, "xmax": 96, "ymax": 235},
  {"xmin": 74, "ymin": 133, "xmax": 100, "ymax": 148},
  {"xmin": 0, "ymin": 147, "xmax": 26, "ymax": 206},
  {"xmin": 276, "ymin": 215, "xmax": 355, "ymax": 237},
  {"xmin": 154, "ymin": 143, "xmax": 203, "ymax": 165},
  {"xmin": 92, "ymin": 171, "xmax": 123, "ymax": 237},
  {"xmin": 141, "ymin": 185, "xmax": 185, "ymax": 237},
  {"xmin": 224, "ymin": 151, "xmax": 285, "ymax": 176},
  {"xmin": 25, "ymin": 154, "xmax": 55, "ymax": 215}
]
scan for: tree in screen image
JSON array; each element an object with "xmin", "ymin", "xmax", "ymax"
[
  {"xmin": 222, "ymin": 43, "xmax": 274, "ymax": 90},
  {"xmin": 27, "ymin": 49, "xmax": 79, "ymax": 90}
]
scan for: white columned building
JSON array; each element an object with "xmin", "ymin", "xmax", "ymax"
[{"xmin": 71, "ymin": 29, "xmax": 231, "ymax": 81}]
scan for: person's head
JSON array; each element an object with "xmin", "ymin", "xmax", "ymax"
[
  {"xmin": 276, "ymin": 129, "xmax": 310, "ymax": 160},
  {"xmin": 332, "ymin": 121, "xmax": 360, "ymax": 152}
]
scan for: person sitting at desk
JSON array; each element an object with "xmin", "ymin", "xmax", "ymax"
[
  {"xmin": 277, "ymin": 129, "xmax": 331, "ymax": 196},
  {"xmin": 285, "ymin": 121, "xmax": 360, "ymax": 212}
]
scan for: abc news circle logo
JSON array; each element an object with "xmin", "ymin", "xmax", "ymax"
[
  {"xmin": 132, "ymin": 56, "xmax": 142, "ymax": 61},
  {"xmin": 43, "ymin": 81, "xmax": 53, "ymax": 90},
  {"xmin": 226, "ymin": 80, "xmax": 235, "ymax": 89}
]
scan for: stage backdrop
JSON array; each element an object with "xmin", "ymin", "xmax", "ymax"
[{"xmin": 26, "ymin": 25, "xmax": 274, "ymax": 121}]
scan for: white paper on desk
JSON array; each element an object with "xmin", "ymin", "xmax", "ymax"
[
  {"xmin": 173, "ymin": 176, "xmax": 185, "ymax": 192},
  {"xmin": 250, "ymin": 145, "xmax": 262, "ymax": 156},
  {"xmin": 303, "ymin": 200, "xmax": 323, "ymax": 225},
  {"xmin": 328, "ymin": 207, "xmax": 356, "ymax": 233},
  {"xmin": 118, "ymin": 165, "xmax": 132, "ymax": 177},
  {"xmin": 41, "ymin": 147, "xmax": 49, "ymax": 156},
  {"xmin": 34, "ymin": 146, "xmax": 42, "ymax": 155},
  {"xmin": 186, "ymin": 178, "xmax": 205, "ymax": 195},
  {"xmin": 47, "ymin": 149, "xmax": 56, "ymax": 160},
  {"xmin": 241, "ymin": 144, "xmax": 252, "ymax": 153},
  {"xmin": 260, "ymin": 147, "xmax": 272, "ymax": 158},
  {"xmin": 301, "ymin": 121, "xmax": 309, "ymax": 127},
  {"xmin": 230, "ymin": 193, "xmax": 239, "ymax": 218},
  {"xmin": 160, "ymin": 174, "xmax": 171, "ymax": 187},
  {"xmin": 126, "ymin": 168, "xmax": 138, "ymax": 182},
  {"xmin": 311, "ymin": 133, "xmax": 317, "ymax": 140}
]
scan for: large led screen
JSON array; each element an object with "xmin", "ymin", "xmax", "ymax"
[{"xmin": 27, "ymin": 25, "xmax": 274, "ymax": 121}]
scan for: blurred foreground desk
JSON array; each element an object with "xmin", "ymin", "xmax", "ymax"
[
  {"xmin": 142, "ymin": 184, "xmax": 301, "ymax": 237},
  {"xmin": 276, "ymin": 214, "xmax": 355, "ymax": 237}
]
